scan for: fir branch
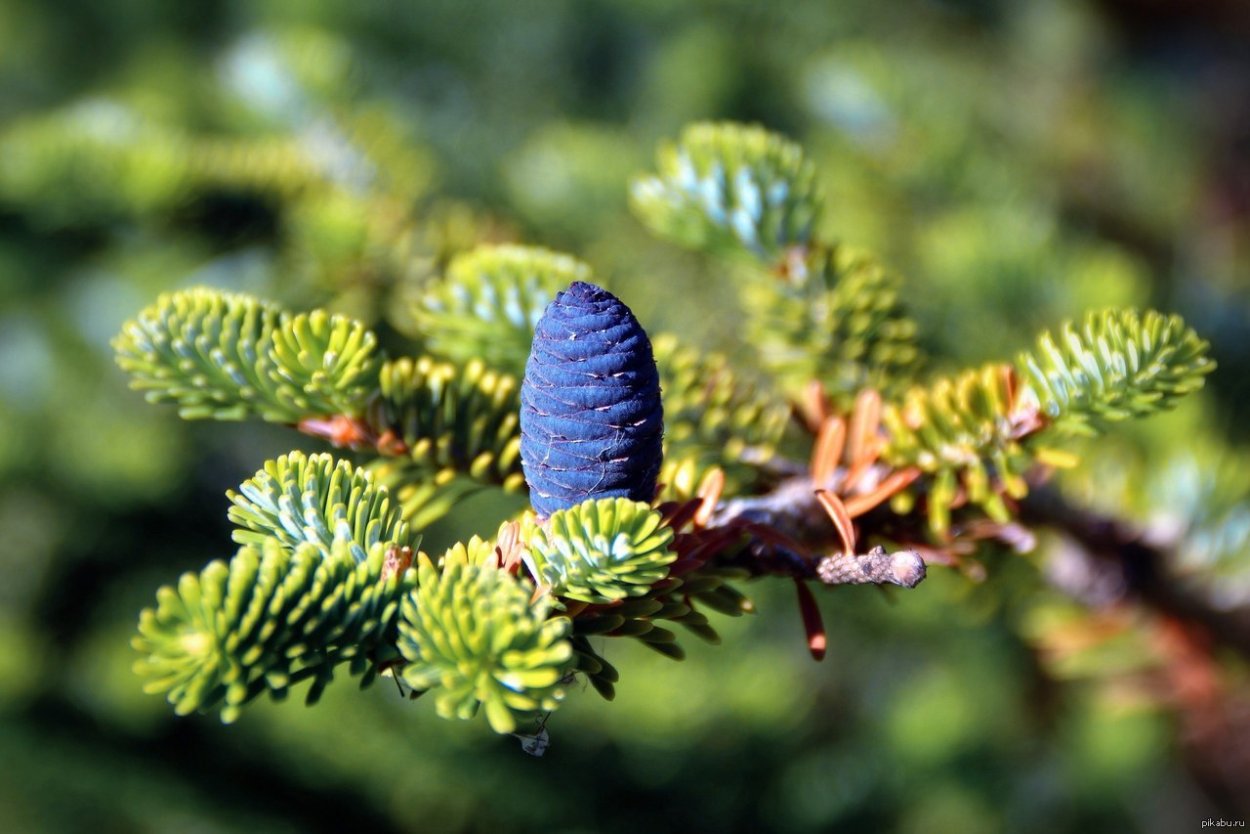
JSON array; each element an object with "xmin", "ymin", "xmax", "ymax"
[
  {"xmin": 370, "ymin": 355, "xmax": 526, "ymax": 492},
  {"xmin": 397, "ymin": 552, "xmax": 572, "ymax": 734},
  {"xmin": 870, "ymin": 309, "xmax": 1213, "ymax": 533},
  {"xmin": 561, "ymin": 571, "xmax": 748, "ymax": 672},
  {"xmin": 408, "ymin": 244, "xmax": 592, "ymax": 377},
  {"xmin": 550, "ymin": 499, "xmax": 757, "ymax": 678},
  {"xmin": 114, "ymin": 116, "xmax": 1227, "ymax": 743},
  {"xmin": 634, "ymin": 126, "xmax": 919, "ymax": 400},
  {"xmin": 524, "ymin": 497, "xmax": 677, "ymax": 604},
  {"xmin": 133, "ymin": 539, "xmax": 416, "ymax": 723},
  {"xmin": 365, "ymin": 460, "xmax": 500, "ymax": 532},
  {"xmin": 227, "ymin": 451, "xmax": 418, "ymax": 560},
  {"xmin": 0, "ymin": 102, "xmax": 428, "ymax": 223},
  {"xmin": 1018, "ymin": 308, "xmax": 1215, "ymax": 436},
  {"xmin": 741, "ymin": 245, "xmax": 921, "ymax": 399},
  {"xmin": 630, "ymin": 121, "xmax": 822, "ymax": 259},
  {"xmin": 880, "ymin": 363, "xmax": 1033, "ymax": 533},
  {"xmin": 114, "ymin": 287, "xmax": 381, "ymax": 423},
  {"xmin": 653, "ymin": 333, "xmax": 792, "ymax": 498}
]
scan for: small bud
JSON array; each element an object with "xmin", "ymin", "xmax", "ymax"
[
  {"xmin": 816, "ymin": 545, "xmax": 926, "ymax": 588},
  {"xmin": 383, "ymin": 545, "xmax": 414, "ymax": 581}
]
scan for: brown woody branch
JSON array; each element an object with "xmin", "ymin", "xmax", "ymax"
[
  {"xmin": 704, "ymin": 462, "xmax": 1250, "ymax": 656},
  {"xmin": 706, "ymin": 468, "xmax": 926, "ymax": 589},
  {"xmin": 1020, "ymin": 484, "xmax": 1250, "ymax": 661}
]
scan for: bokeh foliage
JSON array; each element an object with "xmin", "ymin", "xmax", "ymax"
[{"xmin": 2, "ymin": 1, "xmax": 1248, "ymax": 832}]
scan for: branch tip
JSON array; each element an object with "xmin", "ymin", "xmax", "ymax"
[{"xmin": 817, "ymin": 545, "xmax": 926, "ymax": 588}]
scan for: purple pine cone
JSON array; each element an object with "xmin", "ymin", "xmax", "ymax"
[{"xmin": 520, "ymin": 281, "xmax": 664, "ymax": 517}]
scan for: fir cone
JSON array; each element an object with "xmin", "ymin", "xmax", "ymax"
[{"xmin": 520, "ymin": 281, "xmax": 663, "ymax": 517}]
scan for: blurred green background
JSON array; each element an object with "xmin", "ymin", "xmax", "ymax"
[{"xmin": 2, "ymin": 0, "xmax": 1249, "ymax": 831}]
